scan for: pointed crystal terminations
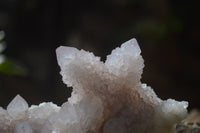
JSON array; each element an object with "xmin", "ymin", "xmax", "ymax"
[
  {"xmin": 7, "ymin": 95, "xmax": 28, "ymax": 120},
  {"xmin": 55, "ymin": 38, "xmax": 188, "ymax": 133},
  {"xmin": 0, "ymin": 38, "xmax": 188, "ymax": 133}
]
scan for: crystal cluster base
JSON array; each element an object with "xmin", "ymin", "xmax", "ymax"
[{"xmin": 0, "ymin": 38, "xmax": 188, "ymax": 133}]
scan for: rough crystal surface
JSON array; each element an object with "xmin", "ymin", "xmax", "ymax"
[
  {"xmin": 14, "ymin": 121, "xmax": 33, "ymax": 133},
  {"xmin": 0, "ymin": 38, "xmax": 188, "ymax": 133},
  {"xmin": 28, "ymin": 102, "xmax": 60, "ymax": 132}
]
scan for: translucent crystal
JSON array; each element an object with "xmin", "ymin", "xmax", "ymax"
[
  {"xmin": 0, "ymin": 38, "xmax": 188, "ymax": 133},
  {"xmin": 14, "ymin": 121, "xmax": 33, "ymax": 133},
  {"xmin": 55, "ymin": 38, "xmax": 188, "ymax": 133},
  {"xmin": 105, "ymin": 38, "xmax": 144, "ymax": 88},
  {"xmin": 28, "ymin": 102, "xmax": 60, "ymax": 132},
  {"xmin": 0, "ymin": 107, "xmax": 10, "ymax": 132},
  {"xmin": 7, "ymin": 95, "xmax": 28, "ymax": 120}
]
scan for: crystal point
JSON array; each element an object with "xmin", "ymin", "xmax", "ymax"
[
  {"xmin": 0, "ymin": 38, "xmax": 188, "ymax": 133},
  {"xmin": 7, "ymin": 95, "xmax": 28, "ymax": 120}
]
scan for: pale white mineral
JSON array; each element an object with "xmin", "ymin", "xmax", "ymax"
[{"xmin": 0, "ymin": 38, "xmax": 188, "ymax": 133}]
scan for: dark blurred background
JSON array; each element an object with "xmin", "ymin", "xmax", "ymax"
[{"xmin": 0, "ymin": 0, "xmax": 199, "ymax": 109}]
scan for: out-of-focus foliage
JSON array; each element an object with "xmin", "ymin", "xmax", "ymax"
[
  {"xmin": 0, "ymin": 31, "xmax": 6, "ymax": 64},
  {"xmin": 133, "ymin": 19, "xmax": 183, "ymax": 40},
  {"xmin": 0, "ymin": 31, "xmax": 6, "ymax": 53},
  {"xmin": 0, "ymin": 58, "xmax": 27, "ymax": 76},
  {"xmin": 0, "ymin": 31, "xmax": 27, "ymax": 76}
]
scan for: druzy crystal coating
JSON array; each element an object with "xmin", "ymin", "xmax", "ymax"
[{"xmin": 0, "ymin": 39, "xmax": 188, "ymax": 133}]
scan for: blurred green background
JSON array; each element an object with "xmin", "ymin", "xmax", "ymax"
[{"xmin": 0, "ymin": 0, "xmax": 199, "ymax": 109}]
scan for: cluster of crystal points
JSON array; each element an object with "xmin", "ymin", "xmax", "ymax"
[{"xmin": 0, "ymin": 38, "xmax": 188, "ymax": 133}]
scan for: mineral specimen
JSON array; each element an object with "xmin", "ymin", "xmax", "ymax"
[
  {"xmin": 0, "ymin": 38, "xmax": 188, "ymax": 133},
  {"xmin": 175, "ymin": 110, "xmax": 200, "ymax": 133}
]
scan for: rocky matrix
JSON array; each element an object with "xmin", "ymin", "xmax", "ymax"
[{"xmin": 0, "ymin": 38, "xmax": 188, "ymax": 133}]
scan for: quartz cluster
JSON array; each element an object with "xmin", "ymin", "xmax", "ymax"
[{"xmin": 0, "ymin": 38, "xmax": 188, "ymax": 133}]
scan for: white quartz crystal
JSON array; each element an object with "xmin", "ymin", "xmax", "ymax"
[
  {"xmin": 14, "ymin": 121, "xmax": 33, "ymax": 133},
  {"xmin": 0, "ymin": 38, "xmax": 188, "ymax": 133},
  {"xmin": 28, "ymin": 102, "xmax": 60, "ymax": 132},
  {"xmin": 7, "ymin": 95, "xmax": 28, "ymax": 120}
]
